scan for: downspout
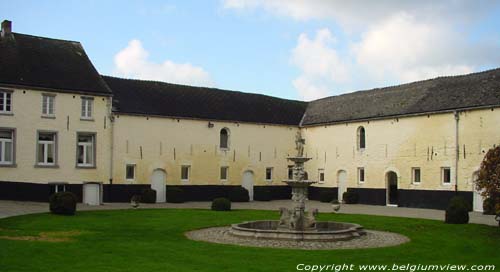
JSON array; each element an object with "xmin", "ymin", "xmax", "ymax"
[{"xmin": 454, "ymin": 111, "xmax": 460, "ymax": 193}]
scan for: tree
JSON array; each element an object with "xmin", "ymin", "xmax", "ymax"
[{"xmin": 475, "ymin": 146, "xmax": 500, "ymax": 216}]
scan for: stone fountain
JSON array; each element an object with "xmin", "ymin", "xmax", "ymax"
[{"xmin": 229, "ymin": 131, "xmax": 366, "ymax": 241}]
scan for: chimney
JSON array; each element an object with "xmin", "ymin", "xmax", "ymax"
[{"xmin": 1, "ymin": 20, "xmax": 12, "ymax": 37}]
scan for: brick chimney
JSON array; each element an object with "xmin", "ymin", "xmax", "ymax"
[{"xmin": 1, "ymin": 20, "xmax": 12, "ymax": 38}]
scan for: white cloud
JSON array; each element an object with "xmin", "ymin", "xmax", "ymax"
[
  {"xmin": 292, "ymin": 76, "xmax": 329, "ymax": 101},
  {"xmin": 114, "ymin": 39, "xmax": 214, "ymax": 87}
]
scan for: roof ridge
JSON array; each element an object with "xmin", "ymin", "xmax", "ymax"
[{"xmin": 12, "ymin": 32, "xmax": 81, "ymax": 44}]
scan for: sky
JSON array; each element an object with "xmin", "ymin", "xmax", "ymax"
[{"xmin": 2, "ymin": 0, "xmax": 500, "ymax": 101}]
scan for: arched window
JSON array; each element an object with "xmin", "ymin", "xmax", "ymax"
[
  {"xmin": 357, "ymin": 126, "xmax": 366, "ymax": 150},
  {"xmin": 220, "ymin": 128, "xmax": 229, "ymax": 149}
]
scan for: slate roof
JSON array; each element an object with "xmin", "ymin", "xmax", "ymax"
[
  {"xmin": 103, "ymin": 76, "xmax": 307, "ymax": 125},
  {"xmin": 0, "ymin": 32, "xmax": 111, "ymax": 95},
  {"xmin": 302, "ymin": 68, "xmax": 500, "ymax": 126}
]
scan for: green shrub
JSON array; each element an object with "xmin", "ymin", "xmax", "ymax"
[
  {"xmin": 229, "ymin": 187, "xmax": 249, "ymax": 202},
  {"xmin": 319, "ymin": 191, "xmax": 336, "ymax": 203},
  {"xmin": 483, "ymin": 197, "xmax": 496, "ymax": 215},
  {"xmin": 343, "ymin": 190, "xmax": 359, "ymax": 204},
  {"xmin": 141, "ymin": 188, "xmax": 157, "ymax": 203},
  {"xmin": 166, "ymin": 187, "xmax": 185, "ymax": 203},
  {"xmin": 49, "ymin": 191, "xmax": 77, "ymax": 215},
  {"xmin": 445, "ymin": 196, "xmax": 469, "ymax": 224},
  {"xmin": 211, "ymin": 197, "xmax": 231, "ymax": 211},
  {"xmin": 254, "ymin": 187, "xmax": 272, "ymax": 201}
]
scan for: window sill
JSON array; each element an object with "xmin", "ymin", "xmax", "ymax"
[
  {"xmin": 0, "ymin": 112, "xmax": 13, "ymax": 116},
  {"xmin": 80, "ymin": 118, "xmax": 94, "ymax": 122},
  {"xmin": 0, "ymin": 163, "xmax": 16, "ymax": 168},
  {"xmin": 35, "ymin": 164, "xmax": 59, "ymax": 168},
  {"xmin": 76, "ymin": 165, "xmax": 96, "ymax": 169},
  {"xmin": 181, "ymin": 179, "xmax": 189, "ymax": 183},
  {"xmin": 41, "ymin": 115, "xmax": 56, "ymax": 119}
]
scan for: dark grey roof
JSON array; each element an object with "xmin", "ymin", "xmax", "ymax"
[
  {"xmin": 103, "ymin": 76, "xmax": 307, "ymax": 125},
  {"xmin": 302, "ymin": 68, "xmax": 500, "ymax": 126},
  {"xmin": 0, "ymin": 33, "xmax": 111, "ymax": 95}
]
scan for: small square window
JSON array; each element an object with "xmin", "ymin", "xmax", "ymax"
[
  {"xmin": 220, "ymin": 166, "xmax": 228, "ymax": 181},
  {"xmin": 442, "ymin": 167, "xmax": 451, "ymax": 184},
  {"xmin": 55, "ymin": 184, "xmax": 66, "ymax": 193},
  {"xmin": 287, "ymin": 165, "xmax": 294, "ymax": 180},
  {"xmin": 126, "ymin": 164, "xmax": 136, "ymax": 181},
  {"xmin": 318, "ymin": 169, "xmax": 325, "ymax": 183},
  {"xmin": 412, "ymin": 168, "xmax": 421, "ymax": 184},
  {"xmin": 358, "ymin": 167, "xmax": 365, "ymax": 183},
  {"xmin": 181, "ymin": 165, "xmax": 190, "ymax": 181},
  {"xmin": 265, "ymin": 167, "xmax": 273, "ymax": 181}
]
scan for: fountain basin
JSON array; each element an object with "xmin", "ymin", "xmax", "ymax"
[{"xmin": 229, "ymin": 220, "xmax": 366, "ymax": 241}]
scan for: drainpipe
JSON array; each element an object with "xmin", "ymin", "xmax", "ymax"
[{"xmin": 454, "ymin": 111, "xmax": 460, "ymax": 193}]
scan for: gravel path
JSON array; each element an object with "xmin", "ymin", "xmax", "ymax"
[{"xmin": 185, "ymin": 226, "xmax": 410, "ymax": 250}]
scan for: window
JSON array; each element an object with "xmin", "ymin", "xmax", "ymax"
[
  {"xmin": 412, "ymin": 168, "xmax": 421, "ymax": 184},
  {"xmin": 357, "ymin": 126, "xmax": 366, "ymax": 150},
  {"xmin": 318, "ymin": 169, "xmax": 325, "ymax": 183},
  {"xmin": 0, "ymin": 130, "xmax": 14, "ymax": 165},
  {"xmin": 0, "ymin": 91, "xmax": 12, "ymax": 113},
  {"xmin": 37, "ymin": 132, "xmax": 57, "ymax": 166},
  {"xmin": 54, "ymin": 184, "xmax": 66, "ymax": 193},
  {"xmin": 442, "ymin": 167, "xmax": 451, "ymax": 184},
  {"xmin": 77, "ymin": 133, "xmax": 95, "ymax": 167},
  {"xmin": 265, "ymin": 167, "xmax": 273, "ymax": 181},
  {"xmin": 288, "ymin": 165, "xmax": 294, "ymax": 180},
  {"xmin": 220, "ymin": 128, "xmax": 229, "ymax": 149},
  {"xmin": 81, "ymin": 97, "xmax": 93, "ymax": 119},
  {"xmin": 358, "ymin": 167, "xmax": 365, "ymax": 183},
  {"xmin": 220, "ymin": 166, "xmax": 228, "ymax": 181},
  {"xmin": 126, "ymin": 164, "xmax": 136, "ymax": 181},
  {"xmin": 42, "ymin": 94, "xmax": 55, "ymax": 116},
  {"xmin": 181, "ymin": 165, "xmax": 190, "ymax": 181}
]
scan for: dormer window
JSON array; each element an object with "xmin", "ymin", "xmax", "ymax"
[
  {"xmin": 220, "ymin": 128, "xmax": 229, "ymax": 149},
  {"xmin": 357, "ymin": 126, "xmax": 366, "ymax": 150}
]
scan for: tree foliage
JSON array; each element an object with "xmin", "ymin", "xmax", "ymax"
[{"xmin": 476, "ymin": 146, "xmax": 500, "ymax": 212}]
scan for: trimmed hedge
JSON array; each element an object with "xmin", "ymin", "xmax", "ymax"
[
  {"xmin": 343, "ymin": 190, "xmax": 359, "ymax": 204},
  {"xmin": 49, "ymin": 191, "xmax": 77, "ymax": 215},
  {"xmin": 445, "ymin": 196, "xmax": 469, "ymax": 224},
  {"xmin": 483, "ymin": 197, "xmax": 496, "ymax": 215},
  {"xmin": 141, "ymin": 188, "xmax": 157, "ymax": 203},
  {"xmin": 211, "ymin": 197, "xmax": 231, "ymax": 211},
  {"xmin": 319, "ymin": 191, "xmax": 336, "ymax": 203},
  {"xmin": 254, "ymin": 187, "xmax": 272, "ymax": 201},
  {"xmin": 229, "ymin": 187, "xmax": 249, "ymax": 202},
  {"xmin": 166, "ymin": 187, "xmax": 185, "ymax": 203}
]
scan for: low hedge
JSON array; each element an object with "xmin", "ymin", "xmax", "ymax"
[
  {"xmin": 141, "ymin": 188, "xmax": 157, "ymax": 203},
  {"xmin": 319, "ymin": 191, "xmax": 336, "ymax": 203},
  {"xmin": 166, "ymin": 187, "xmax": 185, "ymax": 203},
  {"xmin": 229, "ymin": 187, "xmax": 249, "ymax": 202},
  {"xmin": 49, "ymin": 191, "xmax": 77, "ymax": 215},
  {"xmin": 483, "ymin": 197, "xmax": 496, "ymax": 215},
  {"xmin": 343, "ymin": 190, "xmax": 359, "ymax": 204},
  {"xmin": 445, "ymin": 196, "xmax": 469, "ymax": 224},
  {"xmin": 212, "ymin": 197, "xmax": 231, "ymax": 211}
]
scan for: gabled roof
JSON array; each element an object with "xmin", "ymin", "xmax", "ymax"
[
  {"xmin": 0, "ymin": 33, "xmax": 111, "ymax": 95},
  {"xmin": 302, "ymin": 68, "xmax": 500, "ymax": 126},
  {"xmin": 103, "ymin": 76, "xmax": 307, "ymax": 125}
]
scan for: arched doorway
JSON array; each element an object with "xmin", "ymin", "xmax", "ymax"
[
  {"xmin": 472, "ymin": 171, "xmax": 484, "ymax": 212},
  {"xmin": 386, "ymin": 171, "xmax": 398, "ymax": 205},
  {"xmin": 151, "ymin": 169, "xmax": 166, "ymax": 203},
  {"xmin": 337, "ymin": 170, "xmax": 347, "ymax": 201},
  {"xmin": 242, "ymin": 170, "xmax": 254, "ymax": 201}
]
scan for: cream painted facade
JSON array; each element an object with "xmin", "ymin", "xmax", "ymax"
[{"xmin": 0, "ymin": 87, "xmax": 112, "ymax": 184}]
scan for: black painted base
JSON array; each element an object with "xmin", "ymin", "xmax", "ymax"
[
  {"xmin": 398, "ymin": 189, "xmax": 473, "ymax": 210},
  {"xmin": 308, "ymin": 186, "xmax": 338, "ymax": 201}
]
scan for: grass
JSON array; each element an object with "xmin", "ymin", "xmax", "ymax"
[{"xmin": 0, "ymin": 209, "xmax": 498, "ymax": 272}]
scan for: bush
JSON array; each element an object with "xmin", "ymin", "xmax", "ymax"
[
  {"xmin": 445, "ymin": 196, "xmax": 469, "ymax": 224},
  {"xmin": 343, "ymin": 190, "xmax": 359, "ymax": 204},
  {"xmin": 211, "ymin": 197, "xmax": 231, "ymax": 211},
  {"xmin": 319, "ymin": 191, "xmax": 336, "ymax": 203},
  {"xmin": 141, "ymin": 188, "xmax": 157, "ymax": 203},
  {"xmin": 49, "ymin": 191, "xmax": 77, "ymax": 215},
  {"xmin": 483, "ymin": 197, "xmax": 496, "ymax": 215},
  {"xmin": 254, "ymin": 187, "xmax": 272, "ymax": 201},
  {"xmin": 166, "ymin": 187, "xmax": 185, "ymax": 203},
  {"xmin": 229, "ymin": 187, "xmax": 249, "ymax": 202}
]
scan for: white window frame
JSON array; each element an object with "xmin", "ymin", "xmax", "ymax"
[
  {"xmin": 42, "ymin": 94, "xmax": 55, "ymax": 117},
  {"xmin": 0, "ymin": 90, "xmax": 12, "ymax": 114},
  {"xmin": 181, "ymin": 165, "xmax": 190, "ymax": 182},
  {"xmin": 412, "ymin": 167, "xmax": 421, "ymax": 184},
  {"xmin": 220, "ymin": 166, "xmax": 229, "ymax": 182},
  {"xmin": 81, "ymin": 97, "xmax": 93, "ymax": 120},
  {"xmin": 318, "ymin": 168, "xmax": 325, "ymax": 184},
  {"xmin": 126, "ymin": 164, "xmax": 136, "ymax": 181},
  {"xmin": 0, "ymin": 129, "xmax": 14, "ymax": 165},
  {"xmin": 357, "ymin": 167, "xmax": 365, "ymax": 183},
  {"xmin": 77, "ymin": 133, "xmax": 95, "ymax": 167},
  {"xmin": 441, "ymin": 167, "xmax": 451, "ymax": 185},
  {"xmin": 54, "ymin": 184, "xmax": 66, "ymax": 193},
  {"xmin": 265, "ymin": 167, "xmax": 273, "ymax": 182},
  {"xmin": 36, "ymin": 131, "xmax": 57, "ymax": 166}
]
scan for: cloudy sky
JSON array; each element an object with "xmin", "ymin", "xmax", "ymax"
[{"xmin": 2, "ymin": 0, "xmax": 500, "ymax": 101}]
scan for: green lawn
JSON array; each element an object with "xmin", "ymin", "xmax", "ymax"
[{"xmin": 0, "ymin": 209, "xmax": 498, "ymax": 272}]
